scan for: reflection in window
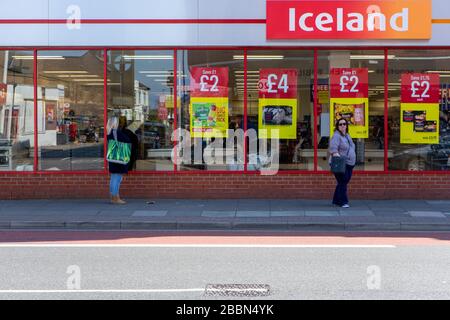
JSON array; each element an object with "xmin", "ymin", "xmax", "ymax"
[
  {"xmin": 247, "ymin": 50, "xmax": 314, "ymax": 171},
  {"xmin": 37, "ymin": 50, "xmax": 105, "ymax": 171},
  {"xmin": 317, "ymin": 50, "xmax": 385, "ymax": 171},
  {"xmin": 388, "ymin": 50, "xmax": 450, "ymax": 171},
  {"xmin": 177, "ymin": 50, "xmax": 244, "ymax": 171},
  {"xmin": 108, "ymin": 50, "xmax": 175, "ymax": 171},
  {"xmin": 0, "ymin": 51, "xmax": 34, "ymax": 171}
]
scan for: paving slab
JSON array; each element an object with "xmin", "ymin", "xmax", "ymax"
[
  {"xmin": 305, "ymin": 211, "xmax": 339, "ymax": 217},
  {"xmin": 178, "ymin": 221, "xmax": 233, "ymax": 230},
  {"xmin": 201, "ymin": 211, "xmax": 236, "ymax": 218},
  {"xmin": 120, "ymin": 222, "xmax": 178, "ymax": 230},
  {"xmin": 10, "ymin": 221, "xmax": 66, "ymax": 229},
  {"xmin": 345, "ymin": 222, "xmax": 401, "ymax": 231},
  {"xmin": 401, "ymin": 223, "xmax": 450, "ymax": 231},
  {"xmin": 236, "ymin": 211, "xmax": 271, "ymax": 218},
  {"xmin": 288, "ymin": 222, "xmax": 345, "ymax": 231},
  {"xmin": 408, "ymin": 211, "xmax": 446, "ymax": 218},
  {"xmin": 426, "ymin": 201, "xmax": 450, "ymax": 205},
  {"xmin": 339, "ymin": 210, "xmax": 375, "ymax": 217},
  {"xmin": 270, "ymin": 211, "xmax": 305, "ymax": 217},
  {"xmin": 132, "ymin": 210, "xmax": 168, "ymax": 217},
  {"xmin": 65, "ymin": 221, "xmax": 121, "ymax": 230}
]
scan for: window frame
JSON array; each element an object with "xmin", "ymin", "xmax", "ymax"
[{"xmin": 0, "ymin": 46, "xmax": 449, "ymax": 175}]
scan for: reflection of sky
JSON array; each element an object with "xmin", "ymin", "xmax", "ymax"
[{"xmin": 132, "ymin": 52, "xmax": 173, "ymax": 109}]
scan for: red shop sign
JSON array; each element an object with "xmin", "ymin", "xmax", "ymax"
[
  {"xmin": 190, "ymin": 67, "xmax": 229, "ymax": 98},
  {"xmin": 259, "ymin": 68, "xmax": 298, "ymax": 99},
  {"xmin": 266, "ymin": 0, "xmax": 432, "ymax": 40},
  {"xmin": 330, "ymin": 68, "xmax": 368, "ymax": 98},
  {"xmin": 401, "ymin": 73, "xmax": 440, "ymax": 104}
]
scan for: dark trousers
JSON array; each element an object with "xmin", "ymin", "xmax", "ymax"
[{"xmin": 332, "ymin": 165, "xmax": 354, "ymax": 206}]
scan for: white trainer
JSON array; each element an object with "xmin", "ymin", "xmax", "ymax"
[{"xmin": 341, "ymin": 204, "xmax": 350, "ymax": 208}]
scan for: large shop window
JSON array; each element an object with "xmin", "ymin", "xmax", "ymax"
[
  {"xmin": 388, "ymin": 50, "xmax": 450, "ymax": 171},
  {"xmin": 108, "ymin": 50, "xmax": 175, "ymax": 171},
  {"xmin": 0, "ymin": 51, "xmax": 34, "ymax": 171},
  {"xmin": 317, "ymin": 50, "xmax": 385, "ymax": 171},
  {"xmin": 247, "ymin": 50, "xmax": 314, "ymax": 171},
  {"xmin": 37, "ymin": 50, "xmax": 105, "ymax": 171},
  {"xmin": 176, "ymin": 50, "xmax": 244, "ymax": 171}
]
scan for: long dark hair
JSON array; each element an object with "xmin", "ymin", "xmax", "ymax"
[{"xmin": 335, "ymin": 118, "xmax": 349, "ymax": 136}]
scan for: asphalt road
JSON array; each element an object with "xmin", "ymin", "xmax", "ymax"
[{"xmin": 0, "ymin": 231, "xmax": 449, "ymax": 300}]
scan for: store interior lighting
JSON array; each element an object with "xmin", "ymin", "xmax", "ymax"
[{"xmin": 233, "ymin": 55, "xmax": 284, "ymax": 60}]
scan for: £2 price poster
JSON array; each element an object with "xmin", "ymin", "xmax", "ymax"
[
  {"xmin": 329, "ymin": 68, "xmax": 369, "ymax": 138},
  {"xmin": 400, "ymin": 73, "xmax": 440, "ymax": 144},
  {"xmin": 258, "ymin": 68, "xmax": 298, "ymax": 139},
  {"xmin": 189, "ymin": 67, "xmax": 229, "ymax": 138}
]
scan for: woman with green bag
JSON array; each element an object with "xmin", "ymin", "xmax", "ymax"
[{"xmin": 107, "ymin": 117, "xmax": 131, "ymax": 205}]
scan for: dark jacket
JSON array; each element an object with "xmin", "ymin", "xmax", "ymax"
[
  {"xmin": 108, "ymin": 129, "xmax": 131, "ymax": 174},
  {"xmin": 122, "ymin": 128, "xmax": 139, "ymax": 171}
]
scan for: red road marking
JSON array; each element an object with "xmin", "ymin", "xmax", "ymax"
[{"xmin": 0, "ymin": 231, "xmax": 449, "ymax": 246}]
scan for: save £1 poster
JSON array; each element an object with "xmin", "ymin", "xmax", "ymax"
[
  {"xmin": 189, "ymin": 67, "xmax": 229, "ymax": 138},
  {"xmin": 329, "ymin": 68, "xmax": 369, "ymax": 139}
]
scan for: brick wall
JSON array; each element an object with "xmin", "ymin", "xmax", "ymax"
[{"xmin": 0, "ymin": 173, "xmax": 449, "ymax": 200}]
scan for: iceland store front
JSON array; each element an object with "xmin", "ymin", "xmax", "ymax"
[{"xmin": 1, "ymin": 0, "xmax": 450, "ymax": 199}]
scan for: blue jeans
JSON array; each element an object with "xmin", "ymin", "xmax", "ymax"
[
  {"xmin": 110, "ymin": 174, "xmax": 123, "ymax": 196},
  {"xmin": 332, "ymin": 165, "xmax": 354, "ymax": 206}
]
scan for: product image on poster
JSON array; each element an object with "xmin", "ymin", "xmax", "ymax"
[
  {"xmin": 403, "ymin": 111, "xmax": 415, "ymax": 122},
  {"xmin": 414, "ymin": 119, "xmax": 425, "ymax": 132},
  {"xmin": 334, "ymin": 102, "xmax": 366, "ymax": 126},
  {"xmin": 424, "ymin": 121, "xmax": 437, "ymax": 132},
  {"xmin": 189, "ymin": 98, "xmax": 228, "ymax": 138},
  {"xmin": 192, "ymin": 103, "xmax": 220, "ymax": 127},
  {"xmin": 329, "ymin": 98, "xmax": 369, "ymax": 139},
  {"xmin": 262, "ymin": 106, "xmax": 293, "ymax": 126},
  {"xmin": 258, "ymin": 98, "xmax": 297, "ymax": 139},
  {"xmin": 400, "ymin": 103, "xmax": 439, "ymax": 144}
]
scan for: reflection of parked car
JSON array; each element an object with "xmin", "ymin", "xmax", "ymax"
[
  {"xmin": 135, "ymin": 122, "xmax": 167, "ymax": 159},
  {"xmin": 389, "ymin": 134, "xmax": 450, "ymax": 171}
]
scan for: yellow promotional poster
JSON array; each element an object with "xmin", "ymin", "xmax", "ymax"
[
  {"xmin": 165, "ymin": 95, "xmax": 180, "ymax": 109},
  {"xmin": 330, "ymin": 97, "xmax": 369, "ymax": 139},
  {"xmin": 258, "ymin": 98, "xmax": 297, "ymax": 139},
  {"xmin": 400, "ymin": 103, "xmax": 439, "ymax": 144},
  {"xmin": 189, "ymin": 97, "xmax": 228, "ymax": 138}
]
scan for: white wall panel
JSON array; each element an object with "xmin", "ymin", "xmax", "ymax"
[
  {"xmin": 0, "ymin": 0, "xmax": 48, "ymax": 19},
  {"xmin": 198, "ymin": 0, "xmax": 265, "ymax": 19},
  {"xmin": 48, "ymin": 0, "xmax": 199, "ymax": 19},
  {"xmin": 1, "ymin": 25, "xmax": 48, "ymax": 46},
  {"xmin": 48, "ymin": 24, "xmax": 199, "ymax": 46}
]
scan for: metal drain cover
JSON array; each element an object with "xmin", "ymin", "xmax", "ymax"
[{"xmin": 205, "ymin": 284, "xmax": 271, "ymax": 297}]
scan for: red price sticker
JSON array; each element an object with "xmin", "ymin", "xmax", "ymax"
[
  {"xmin": 259, "ymin": 68, "xmax": 298, "ymax": 99},
  {"xmin": 190, "ymin": 67, "xmax": 229, "ymax": 98},
  {"xmin": 330, "ymin": 68, "xmax": 368, "ymax": 98},
  {"xmin": 401, "ymin": 73, "xmax": 440, "ymax": 103}
]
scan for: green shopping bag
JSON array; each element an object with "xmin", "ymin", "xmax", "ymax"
[{"xmin": 107, "ymin": 130, "xmax": 131, "ymax": 165}]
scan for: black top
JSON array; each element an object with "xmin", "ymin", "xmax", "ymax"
[
  {"xmin": 107, "ymin": 129, "xmax": 131, "ymax": 174},
  {"xmin": 122, "ymin": 128, "xmax": 139, "ymax": 171}
]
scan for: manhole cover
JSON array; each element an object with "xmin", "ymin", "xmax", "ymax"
[{"xmin": 205, "ymin": 284, "xmax": 271, "ymax": 297}]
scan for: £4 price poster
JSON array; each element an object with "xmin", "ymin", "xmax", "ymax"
[
  {"xmin": 400, "ymin": 73, "xmax": 440, "ymax": 144},
  {"xmin": 258, "ymin": 68, "xmax": 298, "ymax": 139}
]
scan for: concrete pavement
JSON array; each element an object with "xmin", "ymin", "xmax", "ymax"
[{"xmin": 0, "ymin": 199, "xmax": 450, "ymax": 231}]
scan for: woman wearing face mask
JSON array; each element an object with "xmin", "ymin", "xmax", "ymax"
[{"xmin": 329, "ymin": 118, "xmax": 356, "ymax": 208}]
